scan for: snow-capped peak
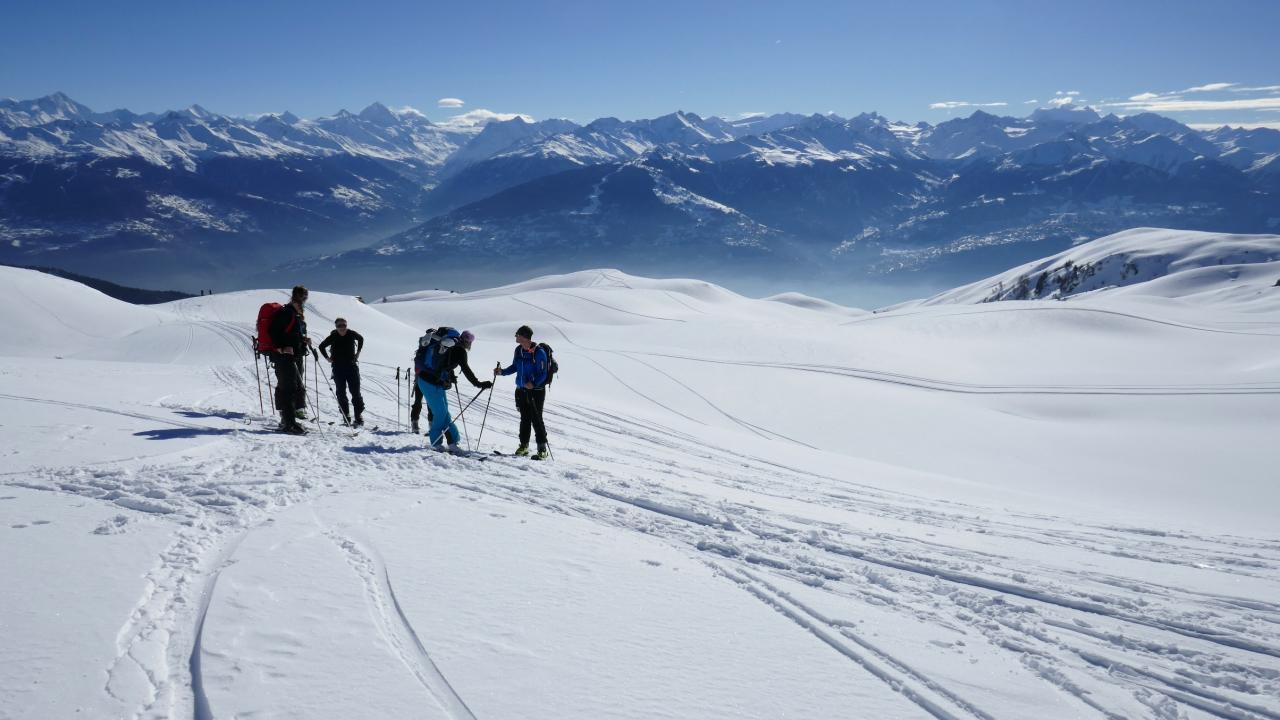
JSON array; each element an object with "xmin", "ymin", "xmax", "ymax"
[
  {"xmin": 358, "ymin": 101, "xmax": 399, "ymax": 126},
  {"xmin": 185, "ymin": 104, "xmax": 216, "ymax": 120}
]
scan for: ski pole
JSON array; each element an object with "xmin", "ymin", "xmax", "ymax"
[
  {"xmin": 457, "ymin": 386, "xmax": 488, "ymax": 418},
  {"xmin": 252, "ymin": 337, "xmax": 264, "ymax": 414},
  {"xmin": 434, "ymin": 386, "xmax": 489, "ymax": 446},
  {"xmin": 455, "ymin": 384, "xmax": 471, "ymax": 450},
  {"xmin": 264, "ymin": 354, "xmax": 275, "ymax": 412},
  {"xmin": 476, "ymin": 385, "xmax": 495, "ymax": 450},
  {"xmin": 311, "ymin": 347, "xmax": 321, "ymax": 428},
  {"xmin": 396, "ymin": 367, "xmax": 402, "ymax": 430}
]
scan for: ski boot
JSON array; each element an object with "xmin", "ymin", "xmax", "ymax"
[
  {"xmin": 353, "ymin": 412, "xmax": 364, "ymax": 428},
  {"xmin": 411, "ymin": 420, "xmax": 420, "ymax": 434},
  {"xmin": 532, "ymin": 445, "xmax": 549, "ymax": 461},
  {"xmin": 514, "ymin": 444, "xmax": 530, "ymax": 457},
  {"xmin": 279, "ymin": 410, "xmax": 306, "ymax": 435},
  {"xmin": 294, "ymin": 408, "xmax": 308, "ymax": 420}
]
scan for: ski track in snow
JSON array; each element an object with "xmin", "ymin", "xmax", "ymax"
[
  {"xmin": 845, "ymin": 303, "xmax": 1280, "ymax": 338},
  {"xmin": 320, "ymin": 525, "xmax": 478, "ymax": 720},
  {"xmin": 5, "ymin": 327, "xmax": 1280, "ymax": 718}
]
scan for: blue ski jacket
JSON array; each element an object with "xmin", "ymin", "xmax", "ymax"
[{"xmin": 500, "ymin": 345, "xmax": 548, "ymax": 389}]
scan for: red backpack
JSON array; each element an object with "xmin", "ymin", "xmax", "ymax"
[{"xmin": 255, "ymin": 302, "xmax": 283, "ymax": 353}]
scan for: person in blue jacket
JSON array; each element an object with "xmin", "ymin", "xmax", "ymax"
[{"xmin": 494, "ymin": 325, "xmax": 551, "ymax": 459}]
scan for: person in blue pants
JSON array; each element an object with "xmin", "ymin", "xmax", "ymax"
[{"xmin": 416, "ymin": 330, "xmax": 492, "ymax": 451}]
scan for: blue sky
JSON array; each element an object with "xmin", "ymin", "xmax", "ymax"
[{"xmin": 3, "ymin": 0, "xmax": 1278, "ymax": 128}]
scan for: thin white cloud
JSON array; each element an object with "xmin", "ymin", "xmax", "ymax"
[
  {"xmin": 1024, "ymin": 99, "xmax": 1038, "ymax": 104},
  {"xmin": 437, "ymin": 97, "xmax": 465, "ymax": 108},
  {"xmin": 736, "ymin": 111, "xmax": 766, "ymax": 119},
  {"xmin": 1230, "ymin": 84, "xmax": 1280, "ymax": 93},
  {"xmin": 1182, "ymin": 82, "xmax": 1236, "ymax": 93},
  {"xmin": 1128, "ymin": 92, "xmax": 1162, "ymax": 102},
  {"xmin": 929, "ymin": 101, "xmax": 1008, "ymax": 110},
  {"xmin": 1107, "ymin": 96, "xmax": 1280, "ymax": 112},
  {"xmin": 1187, "ymin": 121, "xmax": 1280, "ymax": 130},
  {"xmin": 1047, "ymin": 96, "xmax": 1075, "ymax": 107},
  {"xmin": 436, "ymin": 109, "xmax": 535, "ymax": 130},
  {"xmin": 396, "ymin": 105, "xmax": 426, "ymax": 118}
]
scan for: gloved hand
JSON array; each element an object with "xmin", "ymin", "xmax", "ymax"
[{"xmin": 479, "ymin": 381, "xmax": 494, "ymax": 389}]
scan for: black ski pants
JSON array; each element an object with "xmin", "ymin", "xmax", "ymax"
[
  {"xmin": 410, "ymin": 380, "xmax": 433, "ymax": 425},
  {"xmin": 293, "ymin": 354, "xmax": 307, "ymax": 410},
  {"xmin": 272, "ymin": 352, "xmax": 305, "ymax": 421},
  {"xmin": 515, "ymin": 387, "xmax": 548, "ymax": 448},
  {"xmin": 332, "ymin": 362, "xmax": 365, "ymax": 419}
]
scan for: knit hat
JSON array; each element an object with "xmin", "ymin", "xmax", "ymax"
[
  {"xmin": 460, "ymin": 330, "xmax": 476, "ymax": 345},
  {"xmin": 516, "ymin": 325, "xmax": 533, "ymax": 339}
]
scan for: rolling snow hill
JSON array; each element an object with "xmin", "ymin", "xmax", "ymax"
[
  {"xmin": 906, "ymin": 227, "xmax": 1280, "ymax": 307},
  {"xmin": 2, "ymin": 244, "xmax": 1280, "ymax": 718}
]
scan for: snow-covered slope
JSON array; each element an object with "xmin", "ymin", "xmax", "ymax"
[
  {"xmin": 3, "ymin": 252, "xmax": 1280, "ymax": 720},
  {"xmin": 907, "ymin": 227, "xmax": 1280, "ymax": 307},
  {"xmin": 0, "ymin": 265, "xmax": 168, "ymax": 357}
]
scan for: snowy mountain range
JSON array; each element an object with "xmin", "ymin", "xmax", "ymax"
[{"xmin": 2, "ymin": 93, "xmax": 1278, "ymax": 295}]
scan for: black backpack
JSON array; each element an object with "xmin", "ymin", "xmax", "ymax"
[{"xmin": 538, "ymin": 343, "xmax": 558, "ymax": 387}]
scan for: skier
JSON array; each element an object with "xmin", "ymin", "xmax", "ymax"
[
  {"xmin": 410, "ymin": 328, "xmax": 435, "ymax": 434},
  {"xmin": 318, "ymin": 317, "xmax": 365, "ymax": 426},
  {"xmin": 416, "ymin": 329, "xmax": 492, "ymax": 452},
  {"xmin": 494, "ymin": 325, "xmax": 551, "ymax": 459},
  {"xmin": 267, "ymin": 285, "xmax": 310, "ymax": 434},
  {"xmin": 293, "ymin": 310, "xmax": 311, "ymax": 420}
]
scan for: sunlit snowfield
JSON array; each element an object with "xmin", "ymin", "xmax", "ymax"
[{"xmin": 3, "ymin": 229, "xmax": 1280, "ymax": 719}]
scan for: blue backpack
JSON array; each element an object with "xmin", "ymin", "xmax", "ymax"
[{"xmin": 414, "ymin": 327, "xmax": 460, "ymax": 386}]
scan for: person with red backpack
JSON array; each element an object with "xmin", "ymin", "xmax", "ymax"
[
  {"xmin": 494, "ymin": 325, "xmax": 554, "ymax": 459},
  {"xmin": 265, "ymin": 285, "xmax": 310, "ymax": 434}
]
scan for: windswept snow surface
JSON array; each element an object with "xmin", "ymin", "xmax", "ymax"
[{"xmin": 2, "ymin": 262, "xmax": 1280, "ymax": 719}]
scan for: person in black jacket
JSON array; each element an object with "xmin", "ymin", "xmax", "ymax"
[
  {"xmin": 268, "ymin": 285, "xmax": 310, "ymax": 434},
  {"xmin": 417, "ymin": 329, "xmax": 492, "ymax": 452},
  {"xmin": 319, "ymin": 317, "xmax": 365, "ymax": 426}
]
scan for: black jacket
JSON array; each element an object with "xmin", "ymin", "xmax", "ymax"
[
  {"xmin": 319, "ymin": 329, "xmax": 363, "ymax": 363},
  {"xmin": 421, "ymin": 345, "xmax": 484, "ymax": 388},
  {"xmin": 268, "ymin": 304, "xmax": 307, "ymax": 353}
]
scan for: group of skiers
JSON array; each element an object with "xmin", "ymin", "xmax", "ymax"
[{"xmin": 256, "ymin": 285, "xmax": 554, "ymax": 459}]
